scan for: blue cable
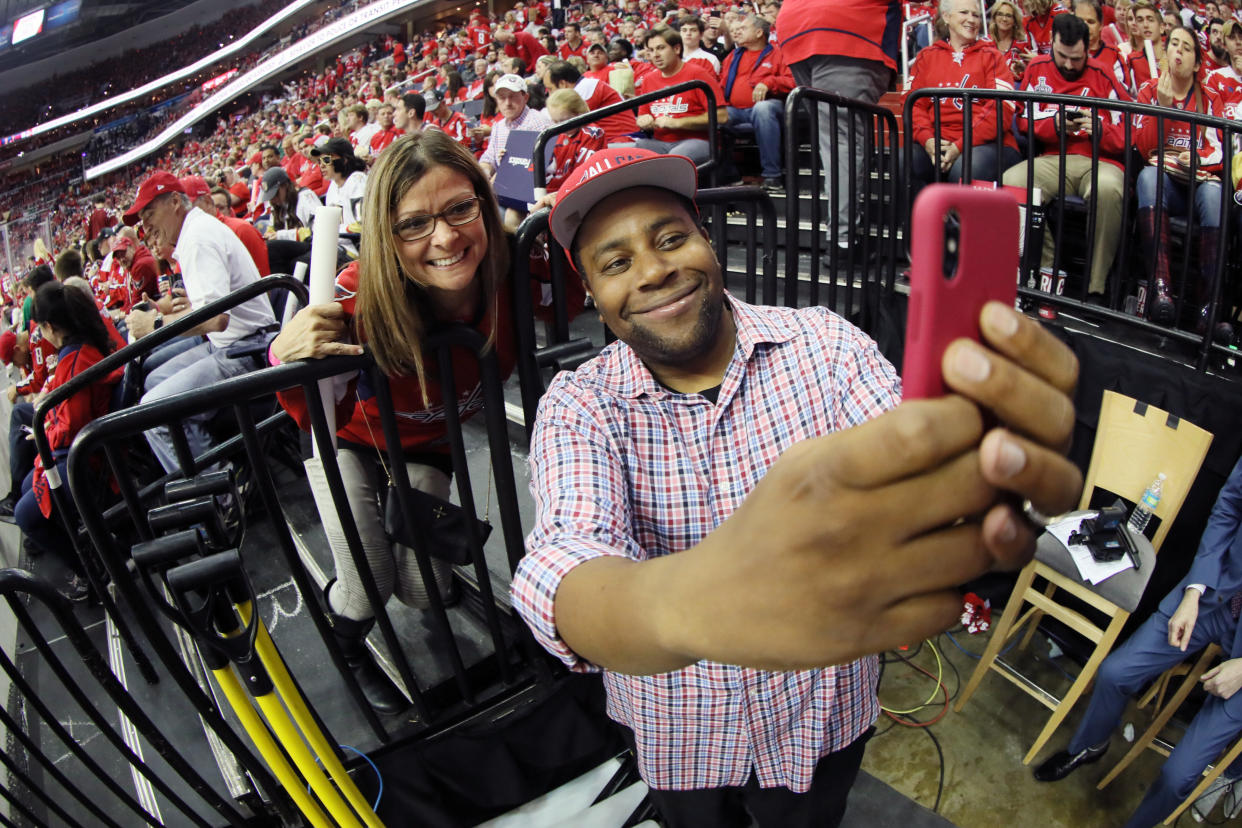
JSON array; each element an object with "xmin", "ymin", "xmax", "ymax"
[
  {"xmin": 309, "ymin": 744, "xmax": 383, "ymax": 812},
  {"xmin": 943, "ymin": 628, "xmax": 1019, "ymax": 660}
]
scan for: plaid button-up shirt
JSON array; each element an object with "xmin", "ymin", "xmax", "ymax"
[{"xmin": 512, "ymin": 296, "xmax": 902, "ymax": 792}]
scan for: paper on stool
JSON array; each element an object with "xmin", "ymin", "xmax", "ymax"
[{"xmin": 1047, "ymin": 514, "xmax": 1134, "ymax": 585}]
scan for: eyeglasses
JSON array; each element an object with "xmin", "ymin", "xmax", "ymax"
[
  {"xmin": 994, "ymin": 11, "xmax": 1014, "ymax": 18},
  {"xmin": 318, "ymin": 155, "xmax": 337, "ymax": 165},
  {"xmin": 391, "ymin": 196, "xmax": 482, "ymax": 241}
]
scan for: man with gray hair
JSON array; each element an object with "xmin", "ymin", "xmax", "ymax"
[
  {"xmin": 720, "ymin": 14, "xmax": 795, "ymax": 192},
  {"xmin": 122, "ymin": 172, "xmax": 276, "ymax": 474}
]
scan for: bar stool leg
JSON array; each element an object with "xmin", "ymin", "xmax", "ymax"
[
  {"xmin": 955, "ymin": 562, "xmax": 1039, "ymax": 713},
  {"xmin": 1023, "ymin": 610, "xmax": 1130, "ymax": 765}
]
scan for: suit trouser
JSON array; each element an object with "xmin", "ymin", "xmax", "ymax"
[
  {"xmin": 1002, "ymin": 154, "xmax": 1125, "ymax": 295},
  {"xmin": 788, "ymin": 55, "xmax": 892, "ymax": 244},
  {"xmin": 1065, "ymin": 601, "xmax": 1242, "ymax": 828}
]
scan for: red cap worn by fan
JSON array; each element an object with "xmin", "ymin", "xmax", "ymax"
[
  {"xmin": 122, "ymin": 171, "xmax": 185, "ymax": 226},
  {"xmin": 547, "ymin": 148, "xmax": 698, "ymax": 258},
  {"xmin": 0, "ymin": 330, "xmax": 15, "ymax": 365}
]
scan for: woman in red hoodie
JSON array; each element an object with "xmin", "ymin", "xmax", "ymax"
[{"xmin": 907, "ymin": 0, "xmax": 1021, "ymax": 205}]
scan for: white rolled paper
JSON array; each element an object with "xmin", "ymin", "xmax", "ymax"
[{"xmin": 309, "ymin": 205, "xmax": 343, "ymax": 457}]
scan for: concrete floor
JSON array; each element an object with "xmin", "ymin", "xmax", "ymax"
[{"xmin": 862, "ymin": 629, "xmax": 1202, "ymax": 828}]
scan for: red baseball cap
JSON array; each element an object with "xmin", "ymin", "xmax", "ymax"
[
  {"xmin": 110, "ymin": 235, "xmax": 135, "ymax": 253},
  {"xmin": 180, "ymin": 175, "xmax": 212, "ymax": 201},
  {"xmin": 122, "ymin": 171, "xmax": 184, "ymax": 226},
  {"xmin": 0, "ymin": 330, "xmax": 15, "ymax": 365},
  {"xmin": 548, "ymin": 148, "xmax": 697, "ymax": 252}
]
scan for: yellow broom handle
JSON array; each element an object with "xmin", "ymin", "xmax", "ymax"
[
  {"xmin": 237, "ymin": 601, "xmax": 385, "ymax": 828},
  {"xmin": 214, "ymin": 666, "xmax": 334, "ymax": 828}
]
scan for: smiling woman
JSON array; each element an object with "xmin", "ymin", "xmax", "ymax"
[{"xmin": 269, "ymin": 130, "xmax": 515, "ymax": 714}]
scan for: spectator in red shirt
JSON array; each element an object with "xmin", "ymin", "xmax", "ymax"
[
  {"xmin": 544, "ymin": 89, "xmax": 609, "ymax": 193},
  {"xmin": 1075, "ymin": 0, "xmax": 1130, "ymax": 91},
  {"xmin": 1127, "ymin": 0, "xmax": 1166, "ymax": 89},
  {"xmin": 497, "ymin": 27, "xmax": 551, "ymax": 66},
  {"xmin": 633, "ymin": 29, "xmax": 729, "ymax": 166},
  {"xmin": 1026, "ymin": 0, "xmax": 1070, "ymax": 54},
  {"xmin": 989, "ymin": 0, "xmax": 1032, "ymax": 81},
  {"xmin": 584, "ymin": 42, "xmax": 614, "ymax": 83},
  {"xmin": 423, "ymin": 92, "xmax": 472, "ymax": 143},
  {"xmin": 559, "ymin": 23, "xmax": 587, "ymax": 59},
  {"xmin": 181, "ymin": 176, "xmax": 272, "ymax": 277},
  {"xmin": 369, "ymin": 103, "xmax": 404, "ymax": 155},
  {"xmin": 85, "ymin": 195, "xmax": 114, "ymax": 242},
  {"xmin": 720, "ymin": 14, "xmax": 795, "ymax": 191},
  {"xmin": 110, "ymin": 235, "xmax": 161, "ymax": 312},
  {"xmin": 547, "ymin": 60, "xmax": 641, "ymax": 145}
]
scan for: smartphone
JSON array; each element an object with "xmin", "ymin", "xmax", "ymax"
[{"xmin": 901, "ymin": 184, "xmax": 1019, "ymax": 399}]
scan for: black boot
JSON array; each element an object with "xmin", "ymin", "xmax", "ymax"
[
  {"xmin": 1138, "ymin": 207, "xmax": 1175, "ymax": 324},
  {"xmin": 1193, "ymin": 227, "xmax": 1234, "ymax": 344},
  {"xmin": 325, "ymin": 585, "xmax": 410, "ymax": 715}
]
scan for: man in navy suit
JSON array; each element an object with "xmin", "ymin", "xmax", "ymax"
[{"xmin": 1034, "ymin": 454, "xmax": 1242, "ymax": 827}]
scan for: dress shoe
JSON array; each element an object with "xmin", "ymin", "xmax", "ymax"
[{"xmin": 1033, "ymin": 741, "xmax": 1109, "ymax": 782}]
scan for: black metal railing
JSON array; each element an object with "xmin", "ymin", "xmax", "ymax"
[
  {"xmin": 30, "ymin": 274, "xmax": 307, "ymax": 688},
  {"xmin": 0, "ymin": 568, "xmax": 272, "ymax": 826},
  {"xmin": 903, "ymin": 87, "xmax": 1238, "ymax": 371},
  {"xmin": 784, "ymin": 86, "xmax": 901, "ymax": 332},
  {"xmin": 65, "ymin": 326, "xmax": 551, "ymax": 748}
]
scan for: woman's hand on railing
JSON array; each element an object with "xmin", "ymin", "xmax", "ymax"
[{"xmin": 269, "ymin": 303, "xmax": 362, "ymax": 363}]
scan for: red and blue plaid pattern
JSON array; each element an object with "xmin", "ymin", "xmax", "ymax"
[{"xmin": 512, "ymin": 296, "xmax": 902, "ymax": 791}]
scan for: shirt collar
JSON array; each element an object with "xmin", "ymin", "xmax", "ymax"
[{"xmin": 596, "ymin": 291, "xmax": 800, "ymax": 400}]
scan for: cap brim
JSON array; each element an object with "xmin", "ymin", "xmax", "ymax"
[{"xmin": 549, "ymin": 154, "xmax": 697, "ymax": 252}]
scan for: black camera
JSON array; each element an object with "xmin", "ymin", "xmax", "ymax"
[{"xmin": 1068, "ymin": 501, "xmax": 1138, "ymax": 568}]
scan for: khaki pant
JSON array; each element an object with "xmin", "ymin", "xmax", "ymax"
[{"xmin": 1002, "ymin": 154, "xmax": 1125, "ymax": 295}]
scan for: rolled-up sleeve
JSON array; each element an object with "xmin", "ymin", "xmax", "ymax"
[{"xmin": 511, "ymin": 379, "xmax": 642, "ymax": 673}]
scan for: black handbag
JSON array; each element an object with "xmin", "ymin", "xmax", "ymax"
[{"xmin": 383, "ymin": 483, "xmax": 492, "ymax": 566}]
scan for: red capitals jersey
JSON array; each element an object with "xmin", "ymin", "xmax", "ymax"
[
  {"xmin": 1206, "ymin": 66, "xmax": 1242, "ymax": 120},
  {"xmin": 466, "ymin": 77, "xmax": 486, "ymax": 100},
  {"xmin": 126, "ymin": 246, "xmax": 160, "ymax": 312},
  {"xmin": 907, "ymin": 40, "xmax": 1017, "ymax": 151},
  {"xmin": 635, "ymin": 62, "xmax": 726, "ymax": 143},
  {"xmin": 1132, "ymin": 80, "xmax": 1224, "ymax": 174},
  {"xmin": 18, "ymin": 324, "xmax": 57, "ymax": 397},
  {"xmin": 425, "ymin": 109, "xmax": 472, "ymax": 143},
  {"xmin": 547, "ymin": 125, "xmax": 607, "ymax": 192},
  {"xmin": 1017, "ymin": 55, "xmax": 1129, "ymax": 168},
  {"xmin": 575, "ymin": 77, "xmax": 639, "ymax": 142},
  {"xmin": 1090, "ymin": 42, "xmax": 1129, "ymax": 94},
  {"xmin": 1024, "ymin": 8, "xmax": 1069, "ymax": 55},
  {"xmin": 275, "ymin": 261, "xmax": 517, "ymax": 455},
  {"xmin": 370, "ymin": 127, "xmax": 403, "ymax": 155},
  {"xmin": 469, "ymin": 25, "xmax": 491, "ymax": 51},
  {"xmin": 558, "ymin": 41, "xmax": 586, "ymax": 61}
]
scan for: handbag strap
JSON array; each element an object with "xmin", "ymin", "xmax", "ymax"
[{"xmin": 354, "ymin": 387, "xmax": 494, "ymax": 522}]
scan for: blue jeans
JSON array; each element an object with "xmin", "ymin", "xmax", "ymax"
[
  {"xmin": 633, "ymin": 137, "xmax": 712, "ymax": 166},
  {"xmin": 726, "ymin": 99, "xmax": 784, "ymax": 179},
  {"xmin": 1135, "ymin": 166, "xmax": 1222, "ymax": 228},
  {"xmin": 909, "ymin": 143, "xmax": 1022, "ymax": 207},
  {"xmin": 15, "ymin": 461, "xmax": 69, "ymax": 556},
  {"xmin": 141, "ymin": 339, "xmax": 257, "ymax": 474}
]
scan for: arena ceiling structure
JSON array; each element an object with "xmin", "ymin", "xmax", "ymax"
[{"xmin": 0, "ymin": 0, "xmax": 204, "ymax": 72}]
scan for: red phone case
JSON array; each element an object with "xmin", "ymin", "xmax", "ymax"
[{"xmin": 901, "ymin": 185, "xmax": 1020, "ymax": 400}]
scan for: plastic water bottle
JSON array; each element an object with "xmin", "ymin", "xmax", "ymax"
[{"xmin": 1129, "ymin": 473, "xmax": 1166, "ymax": 534}]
